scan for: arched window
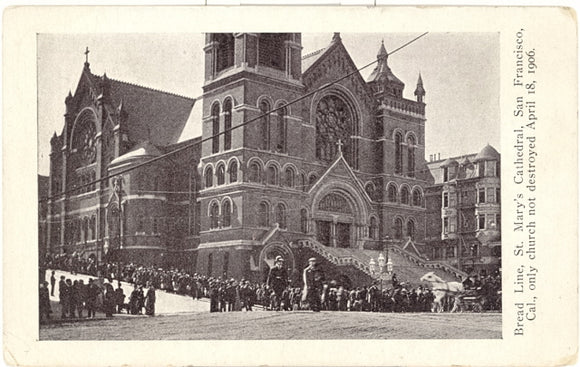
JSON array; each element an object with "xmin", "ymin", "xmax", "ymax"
[
  {"xmin": 224, "ymin": 99, "xmax": 232, "ymax": 151},
  {"xmin": 308, "ymin": 174, "xmax": 317, "ymax": 189},
  {"xmin": 401, "ymin": 186, "xmax": 410, "ymax": 205},
  {"xmin": 266, "ymin": 165, "xmax": 278, "ymax": 186},
  {"xmin": 222, "ymin": 200, "xmax": 231, "ymax": 227},
  {"xmin": 90, "ymin": 215, "xmax": 96, "ymax": 240},
  {"xmin": 284, "ymin": 167, "xmax": 294, "ymax": 188},
  {"xmin": 258, "ymin": 202, "xmax": 269, "ymax": 227},
  {"xmin": 365, "ymin": 183, "xmax": 376, "ymax": 201},
  {"xmin": 137, "ymin": 215, "xmax": 144, "ymax": 233},
  {"xmin": 300, "ymin": 209, "xmax": 308, "ymax": 233},
  {"xmin": 369, "ymin": 217, "xmax": 378, "ymax": 239},
  {"xmin": 276, "ymin": 203, "xmax": 286, "ymax": 229},
  {"xmin": 395, "ymin": 132, "xmax": 403, "ymax": 174},
  {"xmin": 248, "ymin": 162, "xmax": 261, "ymax": 183},
  {"xmin": 407, "ymin": 135, "xmax": 416, "ymax": 177},
  {"xmin": 82, "ymin": 217, "xmax": 89, "ymax": 242},
  {"xmin": 315, "ymin": 95, "xmax": 355, "ymax": 166},
  {"xmin": 260, "ymin": 100, "xmax": 270, "ymax": 150},
  {"xmin": 412, "ymin": 189, "xmax": 422, "ymax": 207},
  {"xmin": 205, "ymin": 166, "xmax": 213, "ymax": 188},
  {"xmin": 210, "ymin": 202, "xmax": 220, "ymax": 229},
  {"xmin": 229, "ymin": 160, "xmax": 238, "ymax": 183},
  {"xmin": 394, "ymin": 218, "xmax": 403, "ymax": 239},
  {"xmin": 300, "ymin": 173, "xmax": 307, "ymax": 192},
  {"xmin": 407, "ymin": 219, "xmax": 415, "ymax": 239},
  {"xmin": 387, "ymin": 184, "xmax": 397, "ymax": 203},
  {"xmin": 276, "ymin": 105, "xmax": 287, "ymax": 153},
  {"xmin": 217, "ymin": 164, "xmax": 225, "ymax": 185},
  {"xmin": 211, "ymin": 103, "xmax": 220, "ymax": 154}
]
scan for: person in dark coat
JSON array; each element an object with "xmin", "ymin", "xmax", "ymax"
[
  {"xmin": 50, "ymin": 271, "xmax": 56, "ymax": 297},
  {"xmin": 129, "ymin": 285, "xmax": 141, "ymax": 315},
  {"xmin": 267, "ymin": 256, "xmax": 289, "ymax": 311},
  {"xmin": 145, "ymin": 281, "xmax": 156, "ymax": 316},
  {"xmin": 115, "ymin": 284, "xmax": 126, "ymax": 313},
  {"xmin": 39, "ymin": 281, "xmax": 51, "ymax": 321},
  {"xmin": 302, "ymin": 257, "xmax": 326, "ymax": 312}
]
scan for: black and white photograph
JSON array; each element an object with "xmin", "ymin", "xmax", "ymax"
[
  {"xmin": 3, "ymin": 5, "xmax": 577, "ymax": 367},
  {"xmin": 37, "ymin": 31, "xmax": 502, "ymax": 340}
]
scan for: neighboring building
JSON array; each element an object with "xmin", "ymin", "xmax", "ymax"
[
  {"xmin": 44, "ymin": 32, "xmax": 474, "ymax": 286},
  {"xmin": 39, "ymin": 174, "xmax": 50, "ymax": 281},
  {"xmin": 424, "ymin": 145, "xmax": 501, "ymax": 276}
]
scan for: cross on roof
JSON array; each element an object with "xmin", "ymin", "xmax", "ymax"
[
  {"xmin": 84, "ymin": 47, "xmax": 90, "ymax": 64},
  {"xmin": 336, "ymin": 139, "xmax": 344, "ymax": 154}
]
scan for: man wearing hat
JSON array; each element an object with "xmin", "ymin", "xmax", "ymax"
[
  {"xmin": 266, "ymin": 256, "xmax": 289, "ymax": 311},
  {"xmin": 303, "ymin": 257, "xmax": 326, "ymax": 312}
]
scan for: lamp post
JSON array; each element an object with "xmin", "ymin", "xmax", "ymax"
[{"xmin": 368, "ymin": 237, "xmax": 394, "ymax": 290}]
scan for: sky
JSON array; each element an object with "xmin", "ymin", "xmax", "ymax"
[{"xmin": 37, "ymin": 32, "xmax": 499, "ymax": 176}]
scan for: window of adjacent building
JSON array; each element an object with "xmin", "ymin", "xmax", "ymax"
[
  {"xmin": 217, "ymin": 165, "xmax": 225, "ymax": 186},
  {"xmin": 486, "ymin": 187, "xmax": 495, "ymax": 203},
  {"xmin": 276, "ymin": 204, "xmax": 286, "ymax": 229},
  {"xmin": 205, "ymin": 167, "xmax": 213, "ymax": 188},
  {"xmin": 258, "ymin": 202, "xmax": 269, "ymax": 227},
  {"xmin": 394, "ymin": 132, "xmax": 403, "ymax": 175},
  {"xmin": 229, "ymin": 161, "xmax": 238, "ymax": 183},
  {"xmin": 443, "ymin": 167, "xmax": 449, "ymax": 182},
  {"xmin": 224, "ymin": 99, "xmax": 232, "ymax": 151},
  {"xmin": 496, "ymin": 188, "xmax": 501, "ymax": 203},
  {"xmin": 478, "ymin": 188, "xmax": 485, "ymax": 203},
  {"xmin": 478, "ymin": 161, "xmax": 485, "ymax": 178},
  {"xmin": 387, "ymin": 184, "xmax": 397, "ymax": 203},
  {"xmin": 443, "ymin": 192, "xmax": 449, "ymax": 208},
  {"xmin": 210, "ymin": 202, "xmax": 219, "ymax": 229},
  {"xmin": 222, "ymin": 200, "xmax": 231, "ymax": 227},
  {"xmin": 443, "ymin": 217, "xmax": 449, "ymax": 234},
  {"xmin": 211, "ymin": 104, "xmax": 220, "ymax": 154},
  {"xmin": 266, "ymin": 166, "xmax": 278, "ymax": 186},
  {"xmin": 485, "ymin": 160, "xmax": 497, "ymax": 177},
  {"xmin": 478, "ymin": 215, "xmax": 485, "ymax": 230},
  {"xmin": 394, "ymin": 218, "xmax": 403, "ymax": 239},
  {"xmin": 300, "ymin": 209, "xmax": 308, "ymax": 233},
  {"xmin": 276, "ymin": 105, "xmax": 287, "ymax": 153},
  {"xmin": 401, "ymin": 187, "xmax": 410, "ymax": 205},
  {"xmin": 407, "ymin": 136, "xmax": 416, "ymax": 178},
  {"xmin": 496, "ymin": 214, "xmax": 501, "ymax": 231},
  {"xmin": 248, "ymin": 162, "xmax": 261, "ymax": 183},
  {"xmin": 260, "ymin": 100, "xmax": 270, "ymax": 150}
]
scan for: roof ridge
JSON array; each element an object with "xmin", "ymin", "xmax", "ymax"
[
  {"xmin": 92, "ymin": 73, "xmax": 195, "ymax": 101},
  {"xmin": 302, "ymin": 47, "xmax": 326, "ymax": 60}
]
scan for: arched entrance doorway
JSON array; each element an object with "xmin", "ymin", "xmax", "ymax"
[{"xmin": 258, "ymin": 242, "xmax": 296, "ymax": 283}]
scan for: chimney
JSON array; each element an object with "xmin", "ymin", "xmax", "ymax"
[{"xmin": 438, "ymin": 153, "xmax": 441, "ymax": 160}]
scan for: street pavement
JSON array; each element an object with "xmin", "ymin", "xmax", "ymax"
[{"xmin": 43, "ymin": 269, "xmax": 210, "ymax": 317}]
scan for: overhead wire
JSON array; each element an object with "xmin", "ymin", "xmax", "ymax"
[{"xmin": 40, "ymin": 32, "xmax": 429, "ymax": 204}]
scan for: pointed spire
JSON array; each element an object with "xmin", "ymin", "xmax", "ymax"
[
  {"xmin": 332, "ymin": 32, "xmax": 341, "ymax": 43},
  {"xmin": 414, "ymin": 72, "xmax": 426, "ymax": 102},
  {"xmin": 378, "ymin": 39, "xmax": 388, "ymax": 60}
]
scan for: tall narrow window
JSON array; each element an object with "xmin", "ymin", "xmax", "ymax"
[
  {"xmin": 224, "ymin": 99, "xmax": 232, "ymax": 151},
  {"xmin": 284, "ymin": 167, "xmax": 294, "ymax": 188},
  {"xmin": 387, "ymin": 184, "xmax": 397, "ymax": 203},
  {"xmin": 443, "ymin": 167, "xmax": 449, "ymax": 182},
  {"xmin": 210, "ymin": 202, "xmax": 219, "ymax": 229},
  {"xmin": 365, "ymin": 183, "xmax": 375, "ymax": 201},
  {"xmin": 300, "ymin": 209, "xmax": 308, "ymax": 233},
  {"xmin": 258, "ymin": 202, "xmax": 269, "ymax": 227},
  {"xmin": 478, "ymin": 215, "xmax": 485, "ymax": 230},
  {"xmin": 229, "ymin": 161, "xmax": 238, "ymax": 183},
  {"xmin": 222, "ymin": 200, "xmax": 231, "ymax": 227},
  {"xmin": 205, "ymin": 167, "xmax": 213, "ymax": 188},
  {"xmin": 443, "ymin": 217, "xmax": 449, "ymax": 234},
  {"xmin": 407, "ymin": 136, "xmax": 416, "ymax": 177},
  {"xmin": 300, "ymin": 173, "xmax": 307, "ymax": 192},
  {"xmin": 478, "ymin": 188, "xmax": 485, "ymax": 203},
  {"xmin": 212, "ymin": 104, "xmax": 220, "ymax": 154},
  {"xmin": 407, "ymin": 219, "xmax": 415, "ymax": 239},
  {"xmin": 496, "ymin": 188, "xmax": 501, "ymax": 203},
  {"xmin": 260, "ymin": 101, "xmax": 270, "ymax": 150},
  {"xmin": 276, "ymin": 105, "xmax": 287, "ymax": 153},
  {"xmin": 223, "ymin": 252, "xmax": 230, "ymax": 278},
  {"xmin": 401, "ymin": 186, "xmax": 410, "ymax": 205},
  {"xmin": 369, "ymin": 217, "xmax": 378, "ymax": 239},
  {"xmin": 207, "ymin": 253, "xmax": 213, "ymax": 277},
  {"xmin": 394, "ymin": 218, "xmax": 403, "ymax": 239},
  {"xmin": 217, "ymin": 165, "xmax": 225, "ymax": 185},
  {"xmin": 266, "ymin": 166, "xmax": 277, "ymax": 186},
  {"xmin": 395, "ymin": 132, "xmax": 403, "ymax": 175},
  {"xmin": 276, "ymin": 204, "xmax": 286, "ymax": 229},
  {"xmin": 90, "ymin": 216, "xmax": 96, "ymax": 240},
  {"xmin": 137, "ymin": 215, "xmax": 144, "ymax": 233},
  {"xmin": 248, "ymin": 162, "xmax": 261, "ymax": 183},
  {"xmin": 412, "ymin": 189, "xmax": 422, "ymax": 206},
  {"xmin": 443, "ymin": 192, "xmax": 449, "ymax": 208}
]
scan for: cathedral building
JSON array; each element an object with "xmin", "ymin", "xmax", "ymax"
[{"xmin": 45, "ymin": 33, "xmax": 474, "ymax": 286}]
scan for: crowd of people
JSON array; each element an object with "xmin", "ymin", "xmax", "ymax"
[{"xmin": 41, "ymin": 253, "xmax": 501, "ymax": 320}]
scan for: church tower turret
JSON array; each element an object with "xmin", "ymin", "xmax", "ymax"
[{"xmin": 414, "ymin": 73, "xmax": 426, "ymax": 103}]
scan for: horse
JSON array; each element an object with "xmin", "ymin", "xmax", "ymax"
[{"xmin": 420, "ymin": 272, "xmax": 464, "ymax": 313}]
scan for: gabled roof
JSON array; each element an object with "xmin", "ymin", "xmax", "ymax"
[
  {"xmin": 302, "ymin": 46, "xmax": 330, "ymax": 73},
  {"xmin": 473, "ymin": 144, "xmax": 500, "ymax": 162},
  {"xmin": 110, "ymin": 140, "xmax": 163, "ymax": 166}
]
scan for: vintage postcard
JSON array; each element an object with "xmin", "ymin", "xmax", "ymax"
[{"xmin": 3, "ymin": 5, "xmax": 578, "ymax": 367}]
